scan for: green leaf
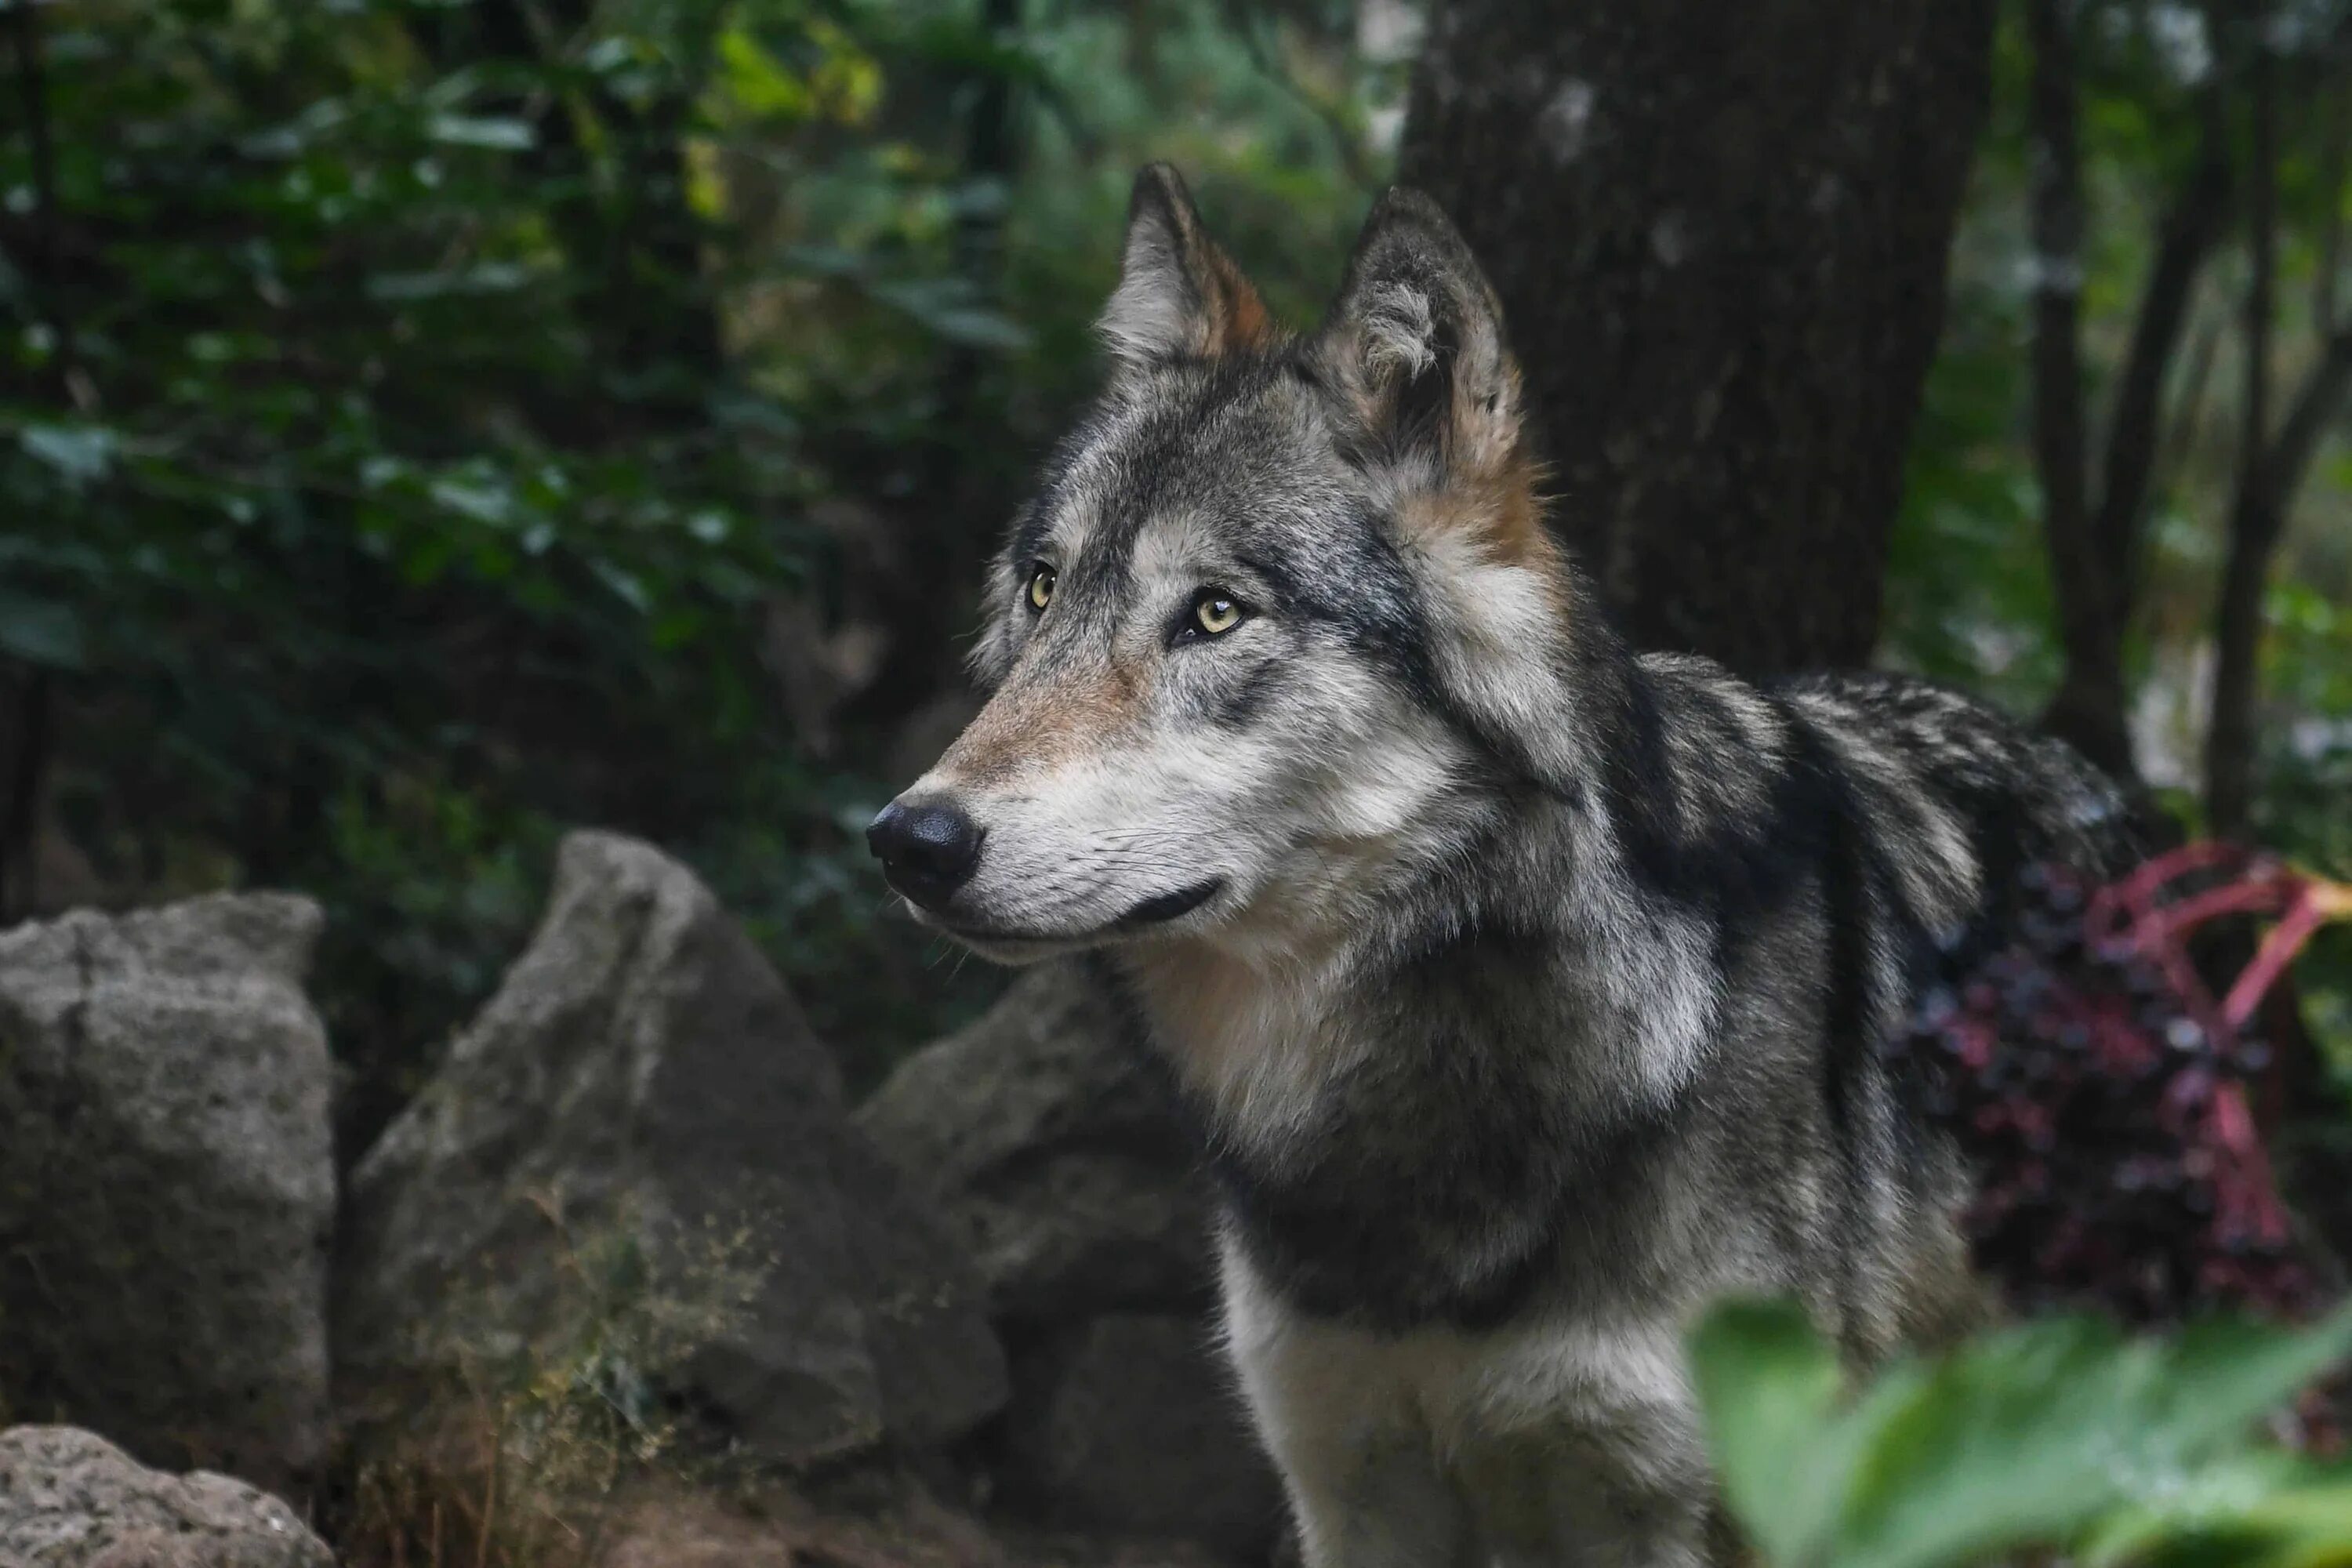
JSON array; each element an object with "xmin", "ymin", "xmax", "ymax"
[
  {"xmin": 868, "ymin": 279, "xmax": 1032, "ymax": 350},
  {"xmin": 2153, "ymin": 1309, "xmax": 2352, "ymax": 1458},
  {"xmin": 426, "ymin": 114, "xmax": 535, "ymax": 151},
  {"xmin": 19, "ymin": 423, "xmax": 116, "ymax": 487},
  {"xmin": 1689, "ymin": 1298, "xmax": 1854, "ymax": 1567},
  {"xmin": 2086, "ymin": 1459, "xmax": 2352, "ymax": 1568},
  {"xmin": 428, "ymin": 474, "xmax": 516, "ymax": 527},
  {"xmin": 367, "ymin": 263, "xmax": 533, "ymax": 302},
  {"xmin": 1832, "ymin": 1318, "xmax": 2152, "ymax": 1568},
  {"xmin": 1696, "ymin": 1301, "xmax": 2352, "ymax": 1568},
  {"xmin": 0, "ymin": 590, "xmax": 86, "ymax": 670},
  {"xmin": 718, "ymin": 27, "xmax": 812, "ymax": 120}
]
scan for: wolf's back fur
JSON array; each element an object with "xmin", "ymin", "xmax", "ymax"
[{"xmin": 877, "ymin": 166, "xmax": 2136, "ymax": 1567}]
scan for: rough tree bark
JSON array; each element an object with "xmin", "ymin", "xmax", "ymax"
[{"xmin": 1397, "ymin": 0, "xmax": 1996, "ymax": 677}]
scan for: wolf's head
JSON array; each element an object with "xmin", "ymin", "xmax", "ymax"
[{"xmin": 870, "ymin": 165, "xmax": 1592, "ymax": 964}]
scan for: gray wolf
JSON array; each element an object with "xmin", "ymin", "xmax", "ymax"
[{"xmin": 869, "ymin": 165, "xmax": 2133, "ymax": 1567}]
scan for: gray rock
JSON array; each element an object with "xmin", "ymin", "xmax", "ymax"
[
  {"xmin": 337, "ymin": 830, "xmax": 1006, "ymax": 1463},
  {"xmin": 1005, "ymin": 1315, "xmax": 1283, "ymax": 1560},
  {"xmin": 0, "ymin": 1425, "xmax": 333, "ymax": 1568},
  {"xmin": 0, "ymin": 895, "xmax": 334, "ymax": 1493},
  {"xmin": 856, "ymin": 963, "xmax": 1214, "ymax": 1324}
]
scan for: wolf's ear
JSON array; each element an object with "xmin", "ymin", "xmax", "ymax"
[
  {"xmin": 1310, "ymin": 189, "xmax": 1526, "ymax": 485},
  {"xmin": 1097, "ymin": 164, "xmax": 1274, "ymax": 368}
]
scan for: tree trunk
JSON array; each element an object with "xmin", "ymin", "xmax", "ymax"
[{"xmin": 1397, "ymin": 0, "xmax": 1996, "ymax": 677}]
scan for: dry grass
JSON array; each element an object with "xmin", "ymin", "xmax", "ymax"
[
  {"xmin": 325, "ymin": 1191, "xmax": 1242, "ymax": 1568},
  {"xmin": 332, "ymin": 1193, "xmax": 773, "ymax": 1568}
]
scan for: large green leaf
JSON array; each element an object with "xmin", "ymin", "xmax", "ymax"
[
  {"xmin": 1694, "ymin": 1299, "xmax": 2352, "ymax": 1568},
  {"xmin": 1690, "ymin": 1298, "xmax": 1870, "ymax": 1567}
]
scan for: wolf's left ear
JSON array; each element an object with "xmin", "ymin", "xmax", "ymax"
[
  {"xmin": 1310, "ymin": 189, "xmax": 1525, "ymax": 482},
  {"xmin": 1097, "ymin": 164, "xmax": 1274, "ymax": 368}
]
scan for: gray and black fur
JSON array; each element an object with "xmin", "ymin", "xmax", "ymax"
[{"xmin": 870, "ymin": 165, "xmax": 2135, "ymax": 1568}]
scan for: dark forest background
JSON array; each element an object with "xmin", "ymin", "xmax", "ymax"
[{"xmin": 1, "ymin": 0, "xmax": 2347, "ymax": 1169}]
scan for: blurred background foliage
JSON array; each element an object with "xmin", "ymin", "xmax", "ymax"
[{"xmin": 0, "ymin": 0, "xmax": 2346, "ymax": 1161}]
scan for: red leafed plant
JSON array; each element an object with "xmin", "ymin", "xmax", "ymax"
[{"xmin": 1895, "ymin": 844, "xmax": 2352, "ymax": 1328}]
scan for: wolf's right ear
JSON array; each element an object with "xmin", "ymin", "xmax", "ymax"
[
  {"xmin": 1309, "ymin": 189, "xmax": 1526, "ymax": 487},
  {"xmin": 1096, "ymin": 164, "xmax": 1274, "ymax": 368}
]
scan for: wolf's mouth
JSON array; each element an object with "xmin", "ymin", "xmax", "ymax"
[
  {"xmin": 1117, "ymin": 878, "xmax": 1225, "ymax": 927},
  {"xmin": 926, "ymin": 877, "xmax": 1226, "ymax": 949}
]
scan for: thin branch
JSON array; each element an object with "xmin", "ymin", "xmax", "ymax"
[
  {"xmin": 2027, "ymin": 0, "xmax": 2090, "ymax": 546},
  {"xmin": 2050, "ymin": 114, "xmax": 2230, "ymax": 782},
  {"xmin": 2258, "ymin": 319, "xmax": 2352, "ymax": 528},
  {"xmin": 2092, "ymin": 96, "xmax": 2232, "ymax": 591},
  {"xmin": 2160, "ymin": 308, "xmax": 2224, "ymax": 497},
  {"xmin": 1233, "ymin": 6, "xmax": 1375, "ymax": 187},
  {"xmin": 2030, "ymin": 0, "xmax": 2149, "ymax": 779},
  {"xmin": 2206, "ymin": 22, "xmax": 2283, "ymax": 839},
  {"xmin": 2317, "ymin": 67, "xmax": 2348, "ymax": 332},
  {"xmin": 2242, "ymin": 38, "xmax": 2277, "ymax": 491},
  {"xmin": 0, "ymin": 671, "xmax": 49, "ymax": 920}
]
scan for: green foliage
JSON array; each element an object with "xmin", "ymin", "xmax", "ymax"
[
  {"xmin": 3, "ymin": 0, "xmax": 828, "ymax": 1138},
  {"xmin": 1886, "ymin": 0, "xmax": 2352, "ymax": 1073},
  {"xmin": 1693, "ymin": 1298, "xmax": 2352, "ymax": 1568},
  {"xmin": 0, "ymin": 0, "xmax": 1399, "ymax": 1134},
  {"xmin": 13, "ymin": 0, "xmax": 2339, "ymax": 1123}
]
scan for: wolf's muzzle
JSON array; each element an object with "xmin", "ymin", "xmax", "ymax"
[{"xmin": 867, "ymin": 797, "xmax": 983, "ymax": 909}]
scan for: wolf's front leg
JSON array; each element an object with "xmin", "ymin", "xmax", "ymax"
[
  {"xmin": 1452, "ymin": 1315, "xmax": 1718, "ymax": 1568},
  {"xmin": 1269, "ymin": 1420, "xmax": 1475, "ymax": 1568},
  {"xmin": 1452, "ymin": 1421, "xmax": 1715, "ymax": 1568},
  {"xmin": 1221, "ymin": 1255, "xmax": 1475, "ymax": 1568}
]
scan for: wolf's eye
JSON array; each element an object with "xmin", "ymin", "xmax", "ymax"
[
  {"xmin": 1026, "ymin": 564, "xmax": 1056, "ymax": 613},
  {"xmin": 1191, "ymin": 590, "xmax": 1244, "ymax": 638}
]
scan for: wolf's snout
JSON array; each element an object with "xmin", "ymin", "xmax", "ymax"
[{"xmin": 867, "ymin": 797, "xmax": 983, "ymax": 908}]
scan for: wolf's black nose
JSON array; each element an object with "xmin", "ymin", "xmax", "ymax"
[{"xmin": 867, "ymin": 798, "xmax": 982, "ymax": 907}]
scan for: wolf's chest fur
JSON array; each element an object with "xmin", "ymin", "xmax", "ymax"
[{"xmin": 1127, "ymin": 904, "xmax": 1713, "ymax": 1333}]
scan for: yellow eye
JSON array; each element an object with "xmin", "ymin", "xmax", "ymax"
[
  {"xmin": 1027, "ymin": 564, "xmax": 1056, "ymax": 612},
  {"xmin": 1193, "ymin": 592, "xmax": 1243, "ymax": 637}
]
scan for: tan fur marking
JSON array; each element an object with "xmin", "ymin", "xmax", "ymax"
[
  {"xmin": 1126, "ymin": 928, "xmax": 1357, "ymax": 1151},
  {"xmin": 934, "ymin": 658, "xmax": 1145, "ymax": 786},
  {"xmin": 1394, "ymin": 452, "xmax": 1553, "ymax": 570},
  {"xmin": 1205, "ymin": 247, "xmax": 1276, "ymax": 355}
]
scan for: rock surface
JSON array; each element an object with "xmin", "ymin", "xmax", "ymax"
[
  {"xmin": 860, "ymin": 965, "xmax": 1284, "ymax": 1557},
  {"xmin": 1005, "ymin": 1315, "xmax": 1283, "ymax": 1561},
  {"xmin": 856, "ymin": 962, "xmax": 1214, "ymax": 1325},
  {"xmin": 0, "ymin": 1425, "xmax": 333, "ymax": 1568},
  {"xmin": 599, "ymin": 1473, "xmax": 1248, "ymax": 1568},
  {"xmin": 0, "ymin": 895, "xmax": 334, "ymax": 1490},
  {"xmin": 337, "ymin": 829, "xmax": 1007, "ymax": 1462}
]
